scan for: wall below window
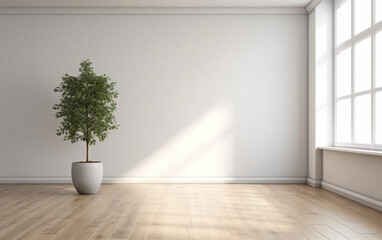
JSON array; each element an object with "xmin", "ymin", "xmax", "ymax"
[
  {"xmin": 322, "ymin": 150, "xmax": 382, "ymax": 210},
  {"xmin": 0, "ymin": 14, "xmax": 308, "ymax": 182}
]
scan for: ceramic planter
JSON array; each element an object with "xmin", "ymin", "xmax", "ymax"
[{"xmin": 71, "ymin": 162, "xmax": 103, "ymax": 195}]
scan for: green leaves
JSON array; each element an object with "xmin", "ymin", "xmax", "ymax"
[{"xmin": 53, "ymin": 60, "xmax": 119, "ymax": 147}]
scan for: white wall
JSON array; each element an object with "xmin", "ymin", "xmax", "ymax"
[
  {"xmin": 322, "ymin": 150, "xmax": 382, "ymax": 210},
  {"xmin": 307, "ymin": 0, "xmax": 333, "ymax": 187},
  {"xmin": 0, "ymin": 14, "xmax": 308, "ymax": 182}
]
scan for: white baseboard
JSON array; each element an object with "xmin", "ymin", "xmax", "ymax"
[
  {"xmin": 307, "ymin": 178, "xmax": 322, "ymax": 187},
  {"xmin": 0, "ymin": 177, "xmax": 70, "ymax": 184},
  {"xmin": 103, "ymin": 177, "xmax": 308, "ymax": 184},
  {"xmin": 322, "ymin": 181, "xmax": 382, "ymax": 212},
  {"xmin": 0, "ymin": 177, "xmax": 307, "ymax": 184}
]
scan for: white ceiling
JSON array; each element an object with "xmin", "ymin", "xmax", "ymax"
[{"xmin": 0, "ymin": 0, "xmax": 312, "ymax": 8}]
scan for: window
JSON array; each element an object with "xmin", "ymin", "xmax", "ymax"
[
  {"xmin": 354, "ymin": 0, "xmax": 371, "ymax": 35},
  {"xmin": 336, "ymin": 0, "xmax": 351, "ymax": 45},
  {"xmin": 376, "ymin": 0, "xmax": 382, "ymax": 23},
  {"xmin": 335, "ymin": 0, "xmax": 382, "ymax": 149}
]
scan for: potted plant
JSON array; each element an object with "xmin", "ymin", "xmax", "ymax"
[{"xmin": 53, "ymin": 60, "xmax": 118, "ymax": 195}]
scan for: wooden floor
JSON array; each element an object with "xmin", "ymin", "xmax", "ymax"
[{"xmin": 0, "ymin": 184, "xmax": 382, "ymax": 240}]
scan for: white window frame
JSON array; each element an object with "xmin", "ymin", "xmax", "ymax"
[{"xmin": 334, "ymin": 0, "xmax": 382, "ymax": 150}]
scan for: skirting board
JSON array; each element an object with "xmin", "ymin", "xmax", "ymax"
[
  {"xmin": 0, "ymin": 177, "xmax": 307, "ymax": 184},
  {"xmin": 322, "ymin": 181, "xmax": 382, "ymax": 212},
  {"xmin": 307, "ymin": 178, "xmax": 322, "ymax": 187}
]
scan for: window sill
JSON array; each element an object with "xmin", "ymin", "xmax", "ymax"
[{"xmin": 319, "ymin": 146, "xmax": 382, "ymax": 157}]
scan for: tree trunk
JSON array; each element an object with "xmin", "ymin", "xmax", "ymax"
[{"xmin": 86, "ymin": 140, "xmax": 89, "ymax": 162}]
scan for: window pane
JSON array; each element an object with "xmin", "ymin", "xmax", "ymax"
[
  {"xmin": 354, "ymin": 0, "xmax": 371, "ymax": 35},
  {"xmin": 376, "ymin": 92, "xmax": 382, "ymax": 144},
  {"xmin": 336, "ymin": 98, "xmax": 351, "ymax": 143},
  {"xmin": 376, "ymin": 0, "xmax": 382, "ymax": 23},
  {"xmin": 336, "ymin": 0, "xmax": 351, "ymax": 45},
  {"xmin": 354, "ymin": 94, "xmax": 371, "ymax": 144},
  {"xmin": 376, "ymin": 31, "xmax": 382, "ymax": 87},
  {"xmin": 336, "ymin": 48, "xmax": 352, "ymax": 97},
  {"xmin": 354, "ymin": 37, "xmax": 371, "ymax": 93}
]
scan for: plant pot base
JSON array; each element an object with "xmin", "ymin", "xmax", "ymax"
[{"xmin": 71, "ymin": 162, "xmax": 103, "ymax": 195}]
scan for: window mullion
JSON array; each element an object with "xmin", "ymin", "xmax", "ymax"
[
  {"xmin": 351, "ymin": 0, "xmax": 355, "ymax": 145},
  {"xmin": 372, "ymin": 0, "xmax": 375, "ymax": 147},
  {"xmin": 372, "ymin": 31, "xmax": 375, "ymax": 147}
]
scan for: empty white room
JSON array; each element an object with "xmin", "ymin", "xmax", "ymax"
[{"xmin": 0, "ymin": 0, "xmax": 382, "ymax": 239}]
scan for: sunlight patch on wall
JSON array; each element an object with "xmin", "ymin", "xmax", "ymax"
[
  {"xmin": 315, "ymin": 17, "xmax": 332, "ymax": 147},
  {"xmin": 126, "ymin": 103, "xmax": 234, "ymax": 177},
  {"xmin": 316, "ymin": 24, "xmax": 327, "ymax": 59},
  {"xmin": 316, "ymin": 63, "xmax": 328, "ymax": 147}
]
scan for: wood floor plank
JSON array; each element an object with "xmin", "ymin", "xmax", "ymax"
[
  {"xmin": 0, "ymin": 189, "xmax": 60, "ymax": 235},
  {"xmin": 312, "ymin": 224, "xmax": 349, "ymax": 240},
  {"xmin": 0, "ymin": 184, "xmax": 381, "ymax": 240},
  {"xmin": 310, "ymin": 212, "xmax": 369, "ymax": 240},
  {"xmin": 0, "ymin": 188, "xmax": 76, "ymax": 240},
  {"xmin": 128, "ymin": 189, "xmax": 165, "ymax": 240},
  {"xmin": 145, "ymin": 185, "xmax": 180, "ymax": 240},
  {"xmin": 110, "ymin": 189, "xmax": 147, "ymax": 239},
  {"xmin": 91, "ymin": 210, "xmax": 125, "ymax": 240},
  {"xmin": 363, "ymin": 233, "xmax": 382, "ymax": 240},
  {"xmin": 30, "ymin": 233, "xmax": 56, "ymax": 240}
]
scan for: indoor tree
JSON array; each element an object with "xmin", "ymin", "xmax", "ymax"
[{"xmin": 53, "ymin": 60, "xmax": 119, "ymax": 162}]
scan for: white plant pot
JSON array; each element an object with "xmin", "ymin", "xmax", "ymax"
[{"xmin": 71, "ymin": 162, "xmax": 103, "ymax": 195}]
